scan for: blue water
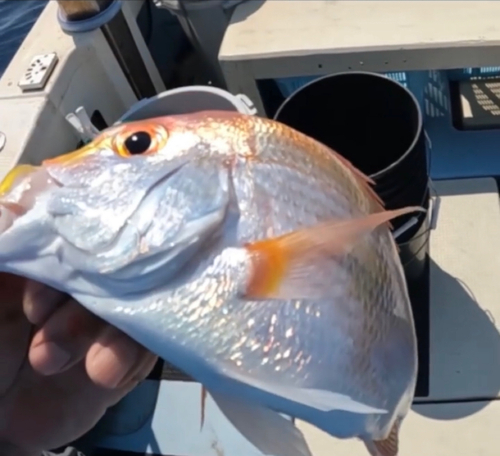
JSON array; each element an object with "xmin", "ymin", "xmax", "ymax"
[{"xmin": 0, "ymin": 0, "xmax": 46, "ymax": 76}]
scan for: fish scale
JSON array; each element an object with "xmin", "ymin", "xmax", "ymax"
[{"xmin": 0, "ymin": 111, "xmax": 419, "ymax": 456}]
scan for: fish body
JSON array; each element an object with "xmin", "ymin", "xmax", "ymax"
[{"xmin": 0, "ymin": 111, "xmax": 418, "ymax": 456}]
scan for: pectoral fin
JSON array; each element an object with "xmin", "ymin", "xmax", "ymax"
[
  {"xmin": 243, "ymin": 206, "xmax": 424, "ymax": 300},
  {"xmin": 209, "ymin": 390, "xmax": 312, "ymax": 456}
]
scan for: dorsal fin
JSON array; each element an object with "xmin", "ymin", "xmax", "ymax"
[{"xmin": 329, "ymin": 148, "xmax": 386, "ymax": 214}]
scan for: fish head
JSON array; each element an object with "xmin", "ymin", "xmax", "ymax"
[{"xmin": 0, "ymin": 112, "xmax": 236, "ymax": 296}]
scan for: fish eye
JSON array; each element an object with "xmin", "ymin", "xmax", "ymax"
[
  {"xmin": 113, "ymin": 123, "xmax": 168, "ymax": 158},
  {"xmin": 124, "ymin": 131, "xmax": 152, "ymax": 155}
]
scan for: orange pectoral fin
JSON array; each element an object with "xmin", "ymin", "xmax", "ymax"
[{"xmin": 244, "ymin": 206, "xmax": 425, "ymax": 301}]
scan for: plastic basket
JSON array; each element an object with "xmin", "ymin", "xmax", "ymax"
[{"xmin": 447, "ymin": 66, "xmax": 500, "ymax": 81}]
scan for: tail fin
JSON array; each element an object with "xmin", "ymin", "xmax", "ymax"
[{"xmin": 363, "ymin": 418, "xmax": 400, "ymax": 456}]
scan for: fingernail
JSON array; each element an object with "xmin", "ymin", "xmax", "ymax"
[
  {"xmin": 90, "ymin": 346, "xmax": 130, "ymax": 389},
  {"xmin": 30, "ymin": 342, "xmax": 71, "ymax": 375}
]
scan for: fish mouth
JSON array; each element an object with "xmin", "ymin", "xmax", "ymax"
[{"xmin": 0, "ymin": 166, "xmax": 60, "ymax": 234}]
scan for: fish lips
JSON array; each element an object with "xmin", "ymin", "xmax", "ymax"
[{"xmin": 0, "ymin": 166, "xmax": 59, "ymax": 234}]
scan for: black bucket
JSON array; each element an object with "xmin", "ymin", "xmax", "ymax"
[{"xmin": 274, "ymin": 72, "xmax": 430, "ymax": 282}]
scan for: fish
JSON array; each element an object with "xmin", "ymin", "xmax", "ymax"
[{"xmin": 0, "ymin": 111, "xmax": 420, "ymax": 456}]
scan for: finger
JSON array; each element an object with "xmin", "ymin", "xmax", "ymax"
[
  {"xmin": 85, "ymin": 326, "xmax": 152, "ymax": 389},
  {"xmin": 0, "ymin": 274, "xmax": 32, "ymax": 394},
  {"xmin": 23, "ymin": 280, "xmax": 67, "ymax": 326},
  {"xmin": 0, "ymin": 273, "xmax": 25, "ymax": 313},
  {"xmin": 29, "ymin": 299, "xmax": 106, "ymax": 375},
  {"xmin": 0, "ymin": 279, "xmax": 32, "ymax": 394},
  {"xmin": 116, "ymin": 349, "xmax": 158, "ymax": 389}
]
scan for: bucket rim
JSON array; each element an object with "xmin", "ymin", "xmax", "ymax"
[
  {"xmin": 117, "ymin": 85, "xmax": 254, "ymax": 124},
  {"xmin": 273, "ymin": 71, "xmax": 424, "ymax": 180}
]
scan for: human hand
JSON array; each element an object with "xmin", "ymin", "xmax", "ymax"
[{"xmin": 0, "ymin": 273, "xmax": 158, "ymax": 456}]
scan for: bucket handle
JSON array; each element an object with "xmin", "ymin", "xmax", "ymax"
[
  {"xmin": 236, "ymin": 94, "xmax": 258, "ymax": 115},
  {"xmin": 393, "ymin": 217, "xmax": 420, "ymax": 240},
  {"xmin": 423, "ymin": 129, "xmax": 441, "ymax": 230},
  {"xmin": 394, "ymin": 175, "xmax": 441, "ymax": 245}
]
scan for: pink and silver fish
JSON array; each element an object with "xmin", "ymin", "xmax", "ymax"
[{"xmin": 0, "ymin": 111, "xmax": 421, "ymax": 456}]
